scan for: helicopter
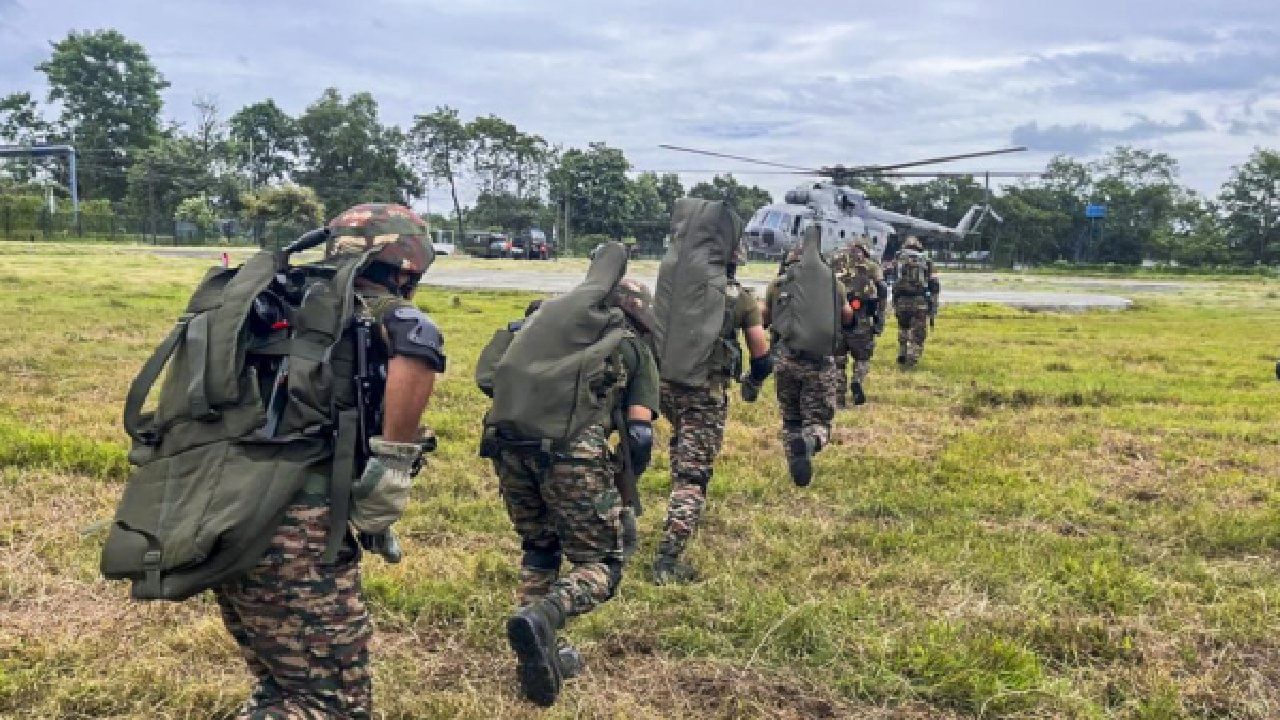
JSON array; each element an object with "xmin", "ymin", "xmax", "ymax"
[{"xmin": 658, "ymin": 144, "xmax": 1044, "ymax": 262}]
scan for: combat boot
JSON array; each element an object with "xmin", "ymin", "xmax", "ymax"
[
  {"xmin": 787, "ymin": 435, "xmax": 815, "ymax": 487},
  {"xmin": 507, "ymin": 597, "xmax": 566, "ymax": 706},
  {"xmin": 652, "ymin": 554, "xmax": 699, "ymax": 585},
  {"xmin": 851, "ymin": 381, "xmax": 867, "ymax": 406},
  {"xmin": 557, "ymin": 641, "xmax": 584, "ymax": 679}
]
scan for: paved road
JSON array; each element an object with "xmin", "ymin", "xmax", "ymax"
[
  {"xmin": 420, "ymin": 268, "xmax": 1133, "ymax": 311},
  {"xmin": 134, "ymin": 248, "xmax": 1134, "ymax": 311}
]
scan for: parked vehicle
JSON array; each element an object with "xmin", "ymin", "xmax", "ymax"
[
  {"xmin": 513, "ymin": 228, "xmax": 550, "ymax": 259},
  {"xmin": 462, "ymin": 231, "xmax": 514, "ymax": 258}
]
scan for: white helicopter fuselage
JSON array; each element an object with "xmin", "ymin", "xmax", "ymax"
[{"xmin": 742, "ymin": 181, "xmax": 990, "ymax": 263}]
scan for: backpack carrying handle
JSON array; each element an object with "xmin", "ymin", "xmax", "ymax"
[{"xmin": 123, "ymin": 315, "xmax": 194, "ymax": 446}]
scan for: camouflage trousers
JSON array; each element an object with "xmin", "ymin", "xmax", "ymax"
[
  {"xmin": 895, "ymin": 296, "xmax": 930, "ymax": 364},
  {"xmin": 835, "ymin": 323, "xmax": 877, "ymax": 389},
  {"xmin": 657, "ymin": 381, "xmax": 729, "ymax": 560},
  {"xmin": 215, "ymin": 501, "xmax": 372, "ymax": 720},
  {"xmin": 496, "ymin": 426, "xmax": 626, "ymax": 616},
  {"xmin": 775, "ymin": 353, "xmax": 838, "ymax": 451}
]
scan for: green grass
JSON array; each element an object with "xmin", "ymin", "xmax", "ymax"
[{"xmin": 1, "ymin": 241, "xmax": 1279, "ymax": 718}]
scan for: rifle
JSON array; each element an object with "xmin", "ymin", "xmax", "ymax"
[
  {"xmin": 611, "ymin": 407, "xmax": 644, "ymax": 517},
  {"xmin": 353, "ymin": 317, "xmax": 381, "ymax": 470}
]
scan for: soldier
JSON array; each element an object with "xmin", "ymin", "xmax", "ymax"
[
  {"xmin": 216, "ymin": 204, "xmax": 445, "ymax": 718},
  {"xmin": 764, "ymin": 228, "xmax": 855, "ymax": 486},
  {"xmin": 476, "ymin": 242, "xmax": 659, "ymax": 706},
  {"xmin": 830, "ymin": 237, "xmax": 887, "ymax": 406},
  {"xmin": 651, "ymin": 198, "xmax": 772, "ymax": 586},
  {"xmin": 892, "ymin": 236, "xmax": 940, "ymax": 368}
]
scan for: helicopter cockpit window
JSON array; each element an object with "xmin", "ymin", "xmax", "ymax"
[{"xmin": 764, "ymin": 212, "xmax": 784, "ymax": 230}]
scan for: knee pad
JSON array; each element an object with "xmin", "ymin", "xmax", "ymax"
[
  {"xmin": 521, "ymin": 537, "xmax": 562, "ymax": 571},
  {"xmin": 678, "ymin": 468, "xmax": 712, "ymax": 491}
]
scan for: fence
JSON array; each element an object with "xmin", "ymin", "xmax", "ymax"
[{"xmin": 0, "ymin": 206, "xmax": 310, "ymax": 249}]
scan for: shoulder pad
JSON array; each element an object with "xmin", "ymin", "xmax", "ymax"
[{"xmin": 383, "ymin": 305, "xmax": 446, "ymax": 370}]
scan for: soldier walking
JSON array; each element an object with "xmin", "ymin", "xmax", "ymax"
[
  {"xmin": 892, "ymin": 236, "xmax": 940, "ymax": 368},
  {"xmin": 476, "ymin": 242, "xmax": 659, "ymax": 706},
  {"xmin": 651, "ymin": 198, "xmax": 772, "ymax": 585},
  {"xmin": 764, "ymin": 226, "xmax": 854, "ymax": 486},
  {"xmin": 830, "ymin": 236, "xmax": 887, "ymax": 406}
]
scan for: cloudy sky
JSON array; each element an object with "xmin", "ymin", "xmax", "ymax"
[{"xmin": 2, "ymin": 0, "xmax": 1278, "ymax": 210}]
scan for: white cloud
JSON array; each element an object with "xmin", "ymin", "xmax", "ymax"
[{"xmin": 1, "ymin": 0, "xmax": 1278, "ymax": 209}]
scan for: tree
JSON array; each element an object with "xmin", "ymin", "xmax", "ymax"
[
  {"xmin": 124, "ymin": 134, "xmax": 214, "ymax": 228},
  {"xmin": 175, "ymin": 194, "xmax": 216, "ymax": 233},
  {"xmin": 410, "ymin": 106, "xmax": 473, "ymax": 239},
  {"xmin": 242, "ymin": 184, "xmax": 325, "ymax": 245},
  {"xmin": 629, "ymin": 172, "xmax": 669, "ymax": 248},
  {"xmin": 467, "ymin": 190, "xmax": 543, "ymax": 235},
  {"xmin": 655, "ymin": 173, "xmax": 684, "ymax": 213},
  {"xmin": 1219, "ymin": 148, "xmax": 1280, "ymax": 265},
  {"xmin": 37, "ymin": 30, "xmax": 169, "ymax": 202},
  {"xmin": 229, "ymin": 99, "xmax": 300, "ymax": 187},
  {"xmin": 1088, "ymin": 147, "xmax": 1182, "ymax": 263},
  {"xmin": 688, "ymin": 174, "xmax": 772, "ymax": 222},
  {"xmin": 549, "ymin": 142, "xmax": 633, "ymax": 243},
  {"xmin": 0, "ymin": 92, "xmax": 53, "ymax": 183},
  {"xmin": 295, "ymin": 88, "xmax": 419, "ymax": 214}
]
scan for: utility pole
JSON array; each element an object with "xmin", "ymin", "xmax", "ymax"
[{"xmin": 147, "ymin": 163, "xmax": 157, "ymax": 244}]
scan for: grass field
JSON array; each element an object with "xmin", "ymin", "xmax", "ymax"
[{"xmin": 1, "ymin": 242, "xmax": 1278, "ymax": 719}]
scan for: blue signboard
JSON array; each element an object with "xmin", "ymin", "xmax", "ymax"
[{"xmin": 1085, "ymin": 204, "xmax": 1107, "ymax": 219}]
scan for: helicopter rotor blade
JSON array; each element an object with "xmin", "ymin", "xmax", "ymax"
[
  {"xmin": 657, "ymin": 144, "xmax": 818, "ymax": 173},
  {"xmin": 869, "ymin": 171, "xmax": 1045, "ymax": 178},
  {"xmin": 843, "ymin": 146, "xmax": 1028, "ymax": 173}
]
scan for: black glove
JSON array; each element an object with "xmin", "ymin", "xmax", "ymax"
[
  {"xmin": 358, "ymin": 528, "xmax": 403, "ymax": 564},
  {"xmin": 740, "ymin": 375, "xmax": 761, "ymax": 402},
  {"xmin": 626, "ymin": 420, "xmax": 653, "ymax": 476},
  {"xmin": 748, "ymin": 353, "xmax": 773, "ymax": 383}
]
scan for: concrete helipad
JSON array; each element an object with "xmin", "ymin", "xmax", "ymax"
[{"xmin": 420, "ymin": 267, "xmax": 1134, "ymax": 311}]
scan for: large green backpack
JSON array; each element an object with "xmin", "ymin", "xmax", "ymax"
[
  {"xmin": 101, "ymin": 239, "xmax": 375, "ymax": 600},
  {"xmin": 896, "ymin": 250, "xmax": 929, "ymax": 296},
  {"xmin": 771, "ymin": 225, "xmax": 842, "ymax": 360},
  {"xmin": 654, "ymin": 198, "xmax": 742, "ymax": 387},
  {"xmin": 484, "ymin": 242, "xmax": 631, "ymax": 446}
]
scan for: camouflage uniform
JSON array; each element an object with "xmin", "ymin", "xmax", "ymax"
[
  {"xmin": 774, "ymin": 353, "xmax": 840, "ymax": 449},
  {"xmin": 216, "ymin": 204, "xmax": 443, "ymax": 719},
  {"xmin": 657, "ymin": 285, "xmax": 762, "ymax": 562},
  {"xmin": 765, "ymin": 266, "xmax": 844, "ymax": 478},
  {"xmin": 216, "ymin": 502, "xmax": 371, "ymax": 720},
  {"xmin": 892, "ymin": 243, "xmax": 937, "ymax": 367},
  {"xmin": 496, "ymin": 337, "xmax": 659, "ymax": 613},
  {"xmin": 830, "ymin": 244, "xmax": 884, "ymax": 405}
]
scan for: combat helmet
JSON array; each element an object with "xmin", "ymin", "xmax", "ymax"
[
  {"xmin": 326, "ymin": 203, "xmax": 435, "ymax": 296},
  {"xmin": 612, "ymin": 278, "xmax": 657, "ymax": 335},
  {"xmin": 903, "ymin": 236, "xmax": 923, "ymax": 251},
  {"xmin": 852, "ymin": 236, "xmax": 871, "ymax": 255}
]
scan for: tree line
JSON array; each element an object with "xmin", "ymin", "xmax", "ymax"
[{"xmin": 1, "ymin": 29, "xmax": 1277, "ymax": 264}]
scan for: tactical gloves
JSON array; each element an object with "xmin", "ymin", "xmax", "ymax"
[
  {"xmin": 626, "ymin": 420, "xmax": 653, "ymax": 477},
  {"xmin": 740, "ymin": 353, "xmax": 774, "ymax": 403},
  {"xmin": 350, "ymin": 437, "xmax": 423, "ymax": 535},
  {"xmin": 358, "ymin": 528, "xmax": 403, "ymax": 563}
]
